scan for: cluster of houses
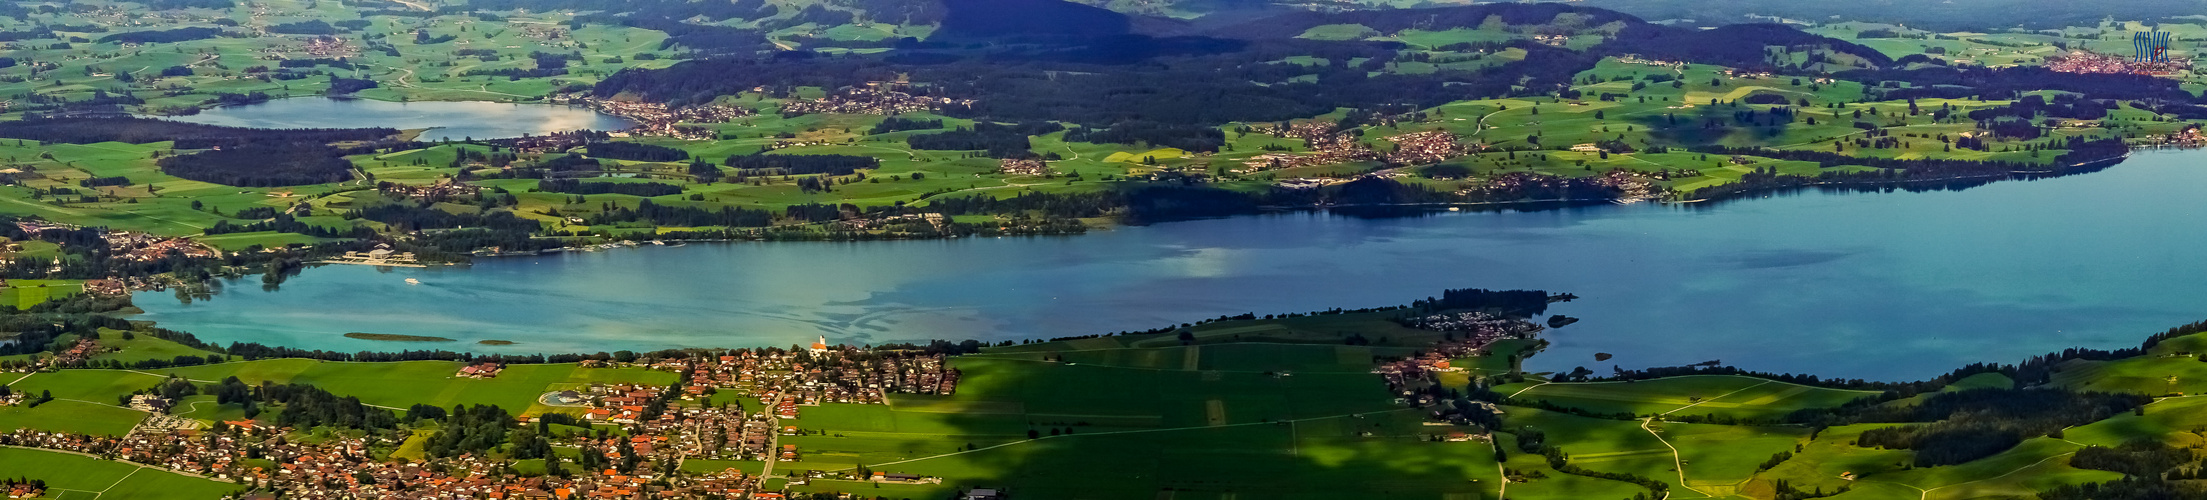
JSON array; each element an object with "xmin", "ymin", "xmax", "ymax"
[
  {"xmin": 384, "ymin": 180, "xmax": 485, "ymax": 202},
  {"xmin": 3, "ymin": 421, "xmax": 763, "ymax": 500},
  {"xmin": 458, "ymin": 362, "xmax": 504, "ymax": 379},
  {"xmin": 778, "ymin": 83, "xmax": 977, "ymax": 116},
  {"xmin": 1615, "ymin": 55, "xmax": 1687, "ymax": 69},
  {"xmin": 570, "ymin": 342, "xmax": 963, "ymax": 462},
  {"xmin": 0, "ymin": 340, "xmax": 984, "ymax": 499},
  {"xmin": 832, "ymin": 213, "xmax": 948, "ymax": 232},
  {"xmin": 551, "ymin": 94, "xmax": 753, "ymax": 139},
  {"xmin": 12, "ymin": 221, "xmax": 73, "ymax": 234},
  {"xmin": 1382, "ymin": 130, "xmax": 1478, "ymax": 166},
  {"xmin": 756, "ymin": 139, "xmax": 841, "ymax": 152},
  {"xmin": 1721, "ymin": 68, "xmax": 1776, "ymax": 79},
  {"xmin": 518, "ymin": 25, "xmax": 569, "ymax": 41},
  {"xmin": 1377, "ymin": 311, "xmax": 1546, "ymax": 408},
  {"xmin": 2160, "ymin": 124, "xmax": 2207, "ymax": 146},
  {"xmin": 294, "ymin": 36, "xmax": 357, "ymax": 58},
  {"xmin": 80, "ymin": 276, "xmax": 158, "ymax": 296},
  {"xmin": 127, "ymin": 393, "xmax": 174, "ymax": 413},
  {"xmin": 1377, "ymin": 310, "xmax": 1536, "ymax": 387},
  {"xmin": 108, "ymin": 230, "xmax": 219, "ymax": 262},
  {"xmin": 505, "ymin": 133, "xmax": 598, "ymax": 155},
  {"xmin": 1236, "ymin": 121, "xmax": 1380, "ymax": 174},
  {"xmin": 996, "ymin": 158, "xmax": 1050, "ymax": 176},
  {"xmin": 1395, "ymin": 311, "xmax": 1546, "ymax": 340},
  {"xmin": 2048, "ymin": 50, "xmax": 2190, "ymax": 76},
  {"xmin": 48, "ymin": 338, "xmax": 101, "ymax": 368},
  {"xmin": 3, "ymin": 480, "xmax": 42, "ymax": 499}
]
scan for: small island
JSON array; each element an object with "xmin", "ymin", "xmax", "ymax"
[
  {"xmin": 344, "ymin": 332, "xmax": 457, "ymax": 342},
  {"xmin": 476, "ymin": 340, "xmax": 516, "ymax": 345}
]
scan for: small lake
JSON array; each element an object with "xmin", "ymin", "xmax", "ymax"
[
  {"xmin": 132, "ymin": 149, "xmax": 2207, "ymax": 381},
  {"xmin": 156, "ymin": 98, "xmax": 636, "ymax": 140}
]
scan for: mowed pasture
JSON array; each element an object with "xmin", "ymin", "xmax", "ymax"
[
  {"xmin": 967, "ymin": 342, "xmax": 1421, "ymax": 374},
  {"xmin": 148, "ymin": 360, "xmax": 675, "ymax": 413},
  {"xmin": 856, "ymin": 411, "xmax": 1504, "ymax": 500},
  {"xmin": 938, "ymin": 357, "xmax": 1398, "ymax": 429},
  {"xmin": 2051, "ymin": 332, "xmax": 2207, "ymax": 396},
  {"xmin": 1869, "ymin": 438, "xmax": 2119, "ymax": 500},
  {"xmin": 1493, "ymin": 434, "xmax": 1648, "ymax": 500},
  {"xmin": 0, "ymin": 399, "xmax": 148, "ymax": 436},
  {"xmin": 777, "ymin": 350, "xmax": 1482, "ymax": 499},
  {"xmin": 1498, "ymin": 375, "xmax": 1878, "ymax": 419},
  {"xmin": 2064, "ymin": 395, "xmax": 2207, "ymax": 448},
  {"xmin": 0, "ymin": 447, "xmax": 240, "ymax": 499},
  {"xmin": 0, "ymin": 280, "xmax": 83, "ymax": 309}
]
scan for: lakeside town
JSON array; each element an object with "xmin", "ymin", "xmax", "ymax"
[
  {"xmin": 0, "ymin": 304, "xmax": 1549, "ymax": 500},
  {"xmin": 0, "ymin": 339, "xmax": 985, "ymax": 500}
]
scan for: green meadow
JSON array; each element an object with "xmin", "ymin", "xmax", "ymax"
[
  {"xmin": 1497, "ymin": 375, "xmax": 1879, "ymax": 420},
  {"xmin": 0, "ymin": 447, "xmax": 240, "ymax": 499}
]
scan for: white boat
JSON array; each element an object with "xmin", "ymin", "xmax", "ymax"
[{"xmin": 405, "ymin": 278, "xmax": 421, "ymax": 285}]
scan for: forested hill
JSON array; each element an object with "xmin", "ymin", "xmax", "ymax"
[
  {"xmin": 1196, "ymin": 4, "xmax": 1890, "ymax": 70},
  {"xmin": 1580, "ymin": 0, "xmax": 2207, "ymax": 31},
  {"xmin": 1599, "ymin": 22, "xmax": 1894, "ymax": 71},
  {"xmin": 592, "ymin": 1, "xmax": 1895, "ymax": 125},
  {"xmin": 1196, "ymin": 3, "xmax": 1640, "ymax": 40},
  {"xmin": 934, "ymin": 0, "xmax": 1132, "ymax": 39}
]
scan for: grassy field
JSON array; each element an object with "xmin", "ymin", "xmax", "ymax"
[
  {"xmin": 1496, "ymin": 375, "xmax": 1878, "ymax": 420},
  {"xmin": 88, "ymin": 332, "xmax": 222, "ymax": 364},
  {"xmin": 2064, "ymin": 395, "xmax": 2207, "ymax": 448},
  {"xmin": 0, "ymin": 279, "xmax": 84, "ymax": 310},
  {"xmin": 0, "ymin": 399, "xmax": 147, "ymax": 436},
  {"xmin": 0, "ymin": 310, "xmax": 2199, "ymax": 499},
  {"xmin": 0, "ymin": 447, "xmax": 240, "ymax": 499},
  {"xmin": 147, "ymin": 360, "xmax": 676, "ymax": 414}
]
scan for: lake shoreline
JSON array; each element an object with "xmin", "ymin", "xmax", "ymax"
[{"xmin": 146, "ymin": 97, "xmax": 636, "ymax": 140}]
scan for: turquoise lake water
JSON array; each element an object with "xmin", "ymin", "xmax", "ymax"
[
  {"xmin": 157, "ymin": 98, "xmax": 635, "ymax": 139},
  {"xmin": 133, "ymin": 149, "xmax": 2207, "ymax": 380}
]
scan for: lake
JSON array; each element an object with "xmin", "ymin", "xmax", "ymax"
[
  {"xmin": 156, "ymin": 98, "xmax": 636, "ymax": 140},
  {"xmin": 132, "ymin": 149, "xmax": 2207, "ymax": 381}
]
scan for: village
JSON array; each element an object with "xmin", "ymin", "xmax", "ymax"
[
  {"xmin": 2047, "ymin": 49, "xmax": 2192, "ymax": 75},
  {"xmin": 777, "ymin": 83, "xmax": 977, "ymax": 116},
  {"xmin": 1235, "ymin": 121, "xmax": 1381, "ymax": 174},
  {"xmin": 1375, "ymin": 310, "xmax": 1541, "ymax": 423},
  {"xmin": 0, "ymin": 339, "xmax": 972, "ymax": 499},
  {"xmin": 1381, "ymin": 130, "xmax": 1480, "ymax": 165},
  {"xmin": 549, "ymin": 93, "xmax": 754, "ymax": 140}
]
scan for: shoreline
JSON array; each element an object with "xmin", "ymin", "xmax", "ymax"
[{"xmin": 465, "ymin": 152, "xmax": 2142, "ymax": 257}]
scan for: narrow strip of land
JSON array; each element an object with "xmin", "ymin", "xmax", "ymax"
[{"xmin": 844, "ymin": 408, "xmax": 1419, "ymax": 470}]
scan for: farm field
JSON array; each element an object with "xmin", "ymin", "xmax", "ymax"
[
  {"xmin": 0, "ymin": 447, "xmax": 240, "ymax": 499},
  {"xmin": 146, "ymin": 360, "xmax": 677, "ymax": 412},
  {"xmin": 1, "ymin": 0, "xmax": 2206, "ymax": 498},
  {"xmin": 0, "ymin": 310, "xmax": 2198, "ymax": 499},
  {"xmin": 1496, "ymin": 375, "xmax": 1879, "ymax": 420}
]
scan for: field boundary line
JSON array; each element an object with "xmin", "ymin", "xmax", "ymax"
[
  {"xmin": 967, "ymin": 341, "xmax": 1417, "ymax": 355},
  {"xmin": 1641, "ymin": 417, "xmax": 1708, "ymax": 498},
  {"xmin": 954, "ymin": 356, "xmax": 1362, "ymax": 375},
  {"xmin": 1660, "ymin": 380, "xmax": 1772, "ymax": 416},
  {"xmin": 1638, "ymin": 380, "xmax": 1771, "ymax": 498},
  {"xmin": 1507, "ymin": 382, "xmax": 1552, "ymax": 398},
  {"xmin": 92, "ymin": 466, "xmax": 144, "ymax": 498},
  {"xmin": 1916, "ymin": 451, "xmax": 2078, "ymax": 500},
  {"xmin": 843, "ymin": 408, "xmax": 1419, "ymax": 470},
  {"xmin": 1541, "ymin": 375, "xmax": 1886, "ymax": 395}
]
